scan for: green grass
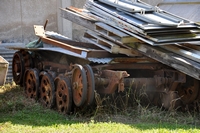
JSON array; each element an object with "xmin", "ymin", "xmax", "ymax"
[{"xmin": 0, "ymin": 83, "xmax": 200, "ymax": 133}]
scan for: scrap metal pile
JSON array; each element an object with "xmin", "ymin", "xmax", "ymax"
[
  {"xmin": 11, "ymin": 0, "xmax": 200, "ymax": 114},
  {"xmin": 85, "ymin": 0, "xmax": 200, "ymax": 45}
]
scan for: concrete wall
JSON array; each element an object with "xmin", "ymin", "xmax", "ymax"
[
  {"xmin": 0, "ymin": 0, "xmax": 58, "ymax": 44},
  {"xmin": 0, "ymin": 0, "xmax": 163, "ymax": 44},
  {"xmin": 71, "ymin": 0, "xmax": 87, "ymax": 41}
]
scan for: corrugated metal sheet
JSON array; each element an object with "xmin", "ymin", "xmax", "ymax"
[
  {"xmin": 0, "ymin": 43, "xmax": 25, "ymax": 83},
  {"xmin": 88, "ymin": 57, "xmax": 113, "ymax": 64},
  {"xmin": 158, "ymin": 0, "xmax": 200, "ymax": 22}
]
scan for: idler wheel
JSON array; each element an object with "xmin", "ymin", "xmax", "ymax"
[
  {"xmin": 55, "ymin": 77, "xmax": 72, "ymax": 114},
  {"xmin": 12, "ymin": 51, "xmax": 25, "ymax": 85},
  {"xmin": 24, "ymin": 68, "xmax": 39, "ymax": 100},
  {"xmin": 84, "ymin": 65, "xmax": 95, "ymax": 105},
  {"xmin": 72, "ymin": 64, "xmax": 87, "ymax": 107},
  {"xmin": 39, "ymin": 71, "xmax": 55, "ymax": 108}
]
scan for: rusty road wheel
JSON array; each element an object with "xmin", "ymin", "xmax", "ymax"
[
  {"xmin": 84, "ymin": 65, "xmax": 95, "ymax": 105},
  {"xmin": 72, "ymin": 64, "xmax": 87, "ymax": 107},
  {"xmin": 55, "ymin": 77, "xmax": 72, "ymax": 114},
  {"xmin": 24, "ymin": 68, "xmax": 39, "ymax": 100},
  {"xmin": 39, "ymin": 71, "xmax": 55, "ymax": 108},
  {"xmin": 12, "ymin": 51, "xmax": 25, "ymax": 85}
]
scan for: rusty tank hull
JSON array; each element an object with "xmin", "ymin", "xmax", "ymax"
[{"xmin": 10, "ymin": 0, "xmax": 200, "ymax": 114}]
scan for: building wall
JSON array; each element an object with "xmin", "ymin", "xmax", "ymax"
[
  {"xmin": 0, "ymin": 0, "xmax": 163, "ymax": 44},
  {"xmin": 0, "ymin": 0, "xmax": 58, "ymax": 44}
]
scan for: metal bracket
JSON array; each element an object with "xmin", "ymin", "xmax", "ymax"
[{"xmin": 34, "ymin": 25, "xmax": 46, "ymax": 37}]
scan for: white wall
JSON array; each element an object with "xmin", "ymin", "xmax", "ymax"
[
  {"xmin": 0, "ymin": 0, "xmax": 58, "ymax": 44},
  {"xmin": 0, "ymin": 0, "xmax": 164, "ymax": 43}
]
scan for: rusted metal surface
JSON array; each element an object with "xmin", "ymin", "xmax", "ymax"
[{"xmin": 95, "ymin": 70, "xmax": 129, "ymax": 94}]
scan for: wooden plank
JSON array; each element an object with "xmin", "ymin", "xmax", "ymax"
[
  {"xmin": 60, "ymin": 8, "xmax": 96, "ymax": 31},
  {"xmin": 161, "ymin": 44, "xmax": 200, "ymax": 63},
  {"xmin": 127, "ymin": 43, "xmax": 200, "ymax": 80}
]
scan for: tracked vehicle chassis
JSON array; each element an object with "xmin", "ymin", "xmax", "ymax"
[{"xmin": 11, "ymin": 46, "xmax": 200, "ymax": 113}]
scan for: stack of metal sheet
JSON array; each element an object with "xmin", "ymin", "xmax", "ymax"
[
  {"xmin": 83, "ymin": 0, "xmax": 200, "ymax": 45},
  {"xmin": 60, "ymin": 0, "xmax": 200, "ymax": 80}
]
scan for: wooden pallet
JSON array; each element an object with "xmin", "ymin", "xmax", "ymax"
[{"xmin": 83, "ymin": 30, "xmax": 141, "ymax": 56}]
